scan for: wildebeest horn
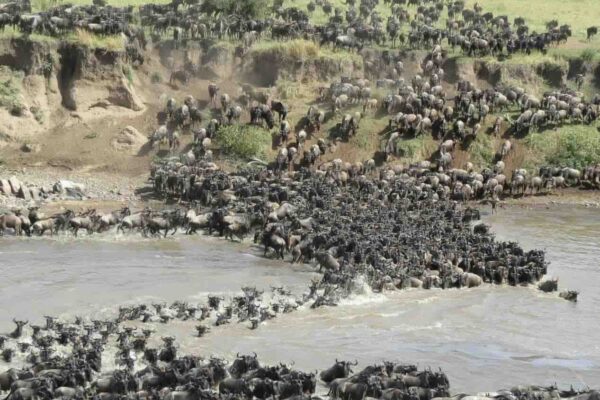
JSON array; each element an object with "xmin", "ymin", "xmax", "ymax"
[
  {"xmin": 352, "ymin": 360, "xmax": 358, "ymax": 366},
  {"xmin": 335, "ymin": 358, "xmax": 339, "ymax": 363},
  {"xmin": 253, "ymin": 352, "xmax": 257, "ymax": 358},
  {"xmin": 237, "ymin": 352, "xmax": 241, "ymax": 358}
]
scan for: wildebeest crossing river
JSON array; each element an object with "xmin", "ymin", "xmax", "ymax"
[{"xmin": 0, "ymin": 207, "xmax": 599, "ymax": 392}]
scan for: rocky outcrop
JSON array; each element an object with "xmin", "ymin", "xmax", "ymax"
[
  {"xmin": 107, "ymin": 77, "xmax": 145, "ymax": 111},
  {"xmin": 111, "ymin": 125, "xmax": 146, "ymax": 154}
]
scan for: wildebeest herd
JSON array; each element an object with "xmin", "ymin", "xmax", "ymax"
[
  {"xmin": 1, "ymin": 0, "xmax": 598, "ymax": 71},
  {"xmin": 0, "ymin": 290, "xmax": 596, "ymax": 400},
  {"xmin": 143, "ymin": 30, "xmax": 600, "ymax": 209},
  {"xmin": 1, "ymin": 0, "xmax": 598, "ymax": 395}
]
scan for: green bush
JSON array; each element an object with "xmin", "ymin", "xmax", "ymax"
[
  {"xmin": 525, "ymin": 126, "xmax": 600, "ymax": 169},
  {"xmin": 548, "ymin": 128, "xmax": 600, "ymax": 169},
  {"xmin": 216, "ymin": 125, "xmax": 271, "ymax": 160}
]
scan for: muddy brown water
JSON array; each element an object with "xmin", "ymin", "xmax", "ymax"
[{"xmin": 0, "ymin": 207, "xmax": 599, "ymax": 392}]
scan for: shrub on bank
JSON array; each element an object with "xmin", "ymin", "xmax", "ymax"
[
  {"xmin": 0, "ymin": 76, "xmax": 25, "ymax": 117},
  {"xmin": 216, "ymin": 125, "xmax": 271, "ymax": 160},
  {"xmin": 525, "ymin": 126, "xmax": 600, "ymax": 169}
]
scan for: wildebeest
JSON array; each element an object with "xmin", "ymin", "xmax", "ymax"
[{"xmin": 320, "ymin": 360, "xmax": 357, "ymax": 384}]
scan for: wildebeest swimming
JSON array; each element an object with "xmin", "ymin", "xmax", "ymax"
[{"xmin": 0, "ymin": 307, "xmax": 597, "ymax": 400}]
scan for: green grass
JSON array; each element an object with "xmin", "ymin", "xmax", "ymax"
[
  {"xmin": 216, "ymin": 125, "xmax": 271, "ymax": 160},
  {"xmin": 0, "ymin": 26, "xmax": 124, "ymax": 51},
  {"xmin": 469, "ymin": 133, "xmax": 496, "ymax": 167},
  {"xmin": 251, "ymin": 39, "xmax": 361, "ymax": 65},
  {"xmin": 349, "ymin": 117, "xmax": 385, "ymax": 152},
  {"xmin": 395, "ymin": 136, "xmax": 437, "ymax": 163},
  {"xmin": 523, "ymin": 125, "xmax": 600, "ymax": 169},
  {"xmin": 67, "ymin": 29, "xmax": 125, "ymax": 51},
  {"xmin": 0, "ymin": 26, "xmax": 60, "ymax": 45}
]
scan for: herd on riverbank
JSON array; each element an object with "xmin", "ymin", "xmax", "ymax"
[{"xmin": 0, "ymin": 159, "xmax": 578, "ymax": 301}]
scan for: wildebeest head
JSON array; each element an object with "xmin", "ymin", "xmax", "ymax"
[
  {"xmin": 432, "ymin": 368, "xmax": 450, "ymax": 389},
  {"xmin": 229, "ymin": 353, "xmax": 260, "ymax": 378},
  {"xmin": 356, "ymin": 364, "xmax": 387, "ymax": 379},
  {"xmin": 319, "ymin": 359, "xmax": 358, "ymax": 383}
]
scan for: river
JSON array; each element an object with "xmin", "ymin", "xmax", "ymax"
[{"xmin": 0, "ymin": 207, "xmax": 598, "ymax": 392}]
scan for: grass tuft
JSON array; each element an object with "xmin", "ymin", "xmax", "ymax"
[
  {"xmin": 469, "ymin": 133, "xmax": 496, "ymax": 167},
  {"xmin": 67, "ymin": 29, "xmax": 125, "ymax": 51}
]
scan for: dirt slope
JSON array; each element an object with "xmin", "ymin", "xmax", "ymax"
[{"xmin": 0, "ymin": 37, "xmax": 597, "ymax": 183}]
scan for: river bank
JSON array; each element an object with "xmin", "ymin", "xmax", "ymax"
[
  {"xmin": 2, "ymin": 165, "xmax": 600, "ymax": 216},
  {"xmin": 0, "ymin": 166, "xmax": 147, "ymax": 212}
]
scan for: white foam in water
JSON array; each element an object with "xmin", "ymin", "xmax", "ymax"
[
  {"xmin": 397, "ymin": 321, "xmax": 443, "ymax": 332},
  {"xmin": 377, "ymin": 311, "xmax": 404, "ymax": 318},
  {"xmin": 415, "ymin": 295, "xmax": 441, "ymax": 304},
  {"xmin": 338, "ymin": 276, "xmax": 389, "ymax": 306}
]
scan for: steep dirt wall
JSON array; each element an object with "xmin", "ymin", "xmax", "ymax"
[
  {"xmin": 242, "ymin": 49, "xmax": 363, "ymax": 86},
  {"xmin": 0, "ymin": 38, "xmax": 55, "ymax": 76},
  {"xmin": 446, "ymin": 57, "xmax": 571, "ymax": 94},
  {"xmin": 0, "ymin": 38, "xmax": 144, "ymax": 144}
]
